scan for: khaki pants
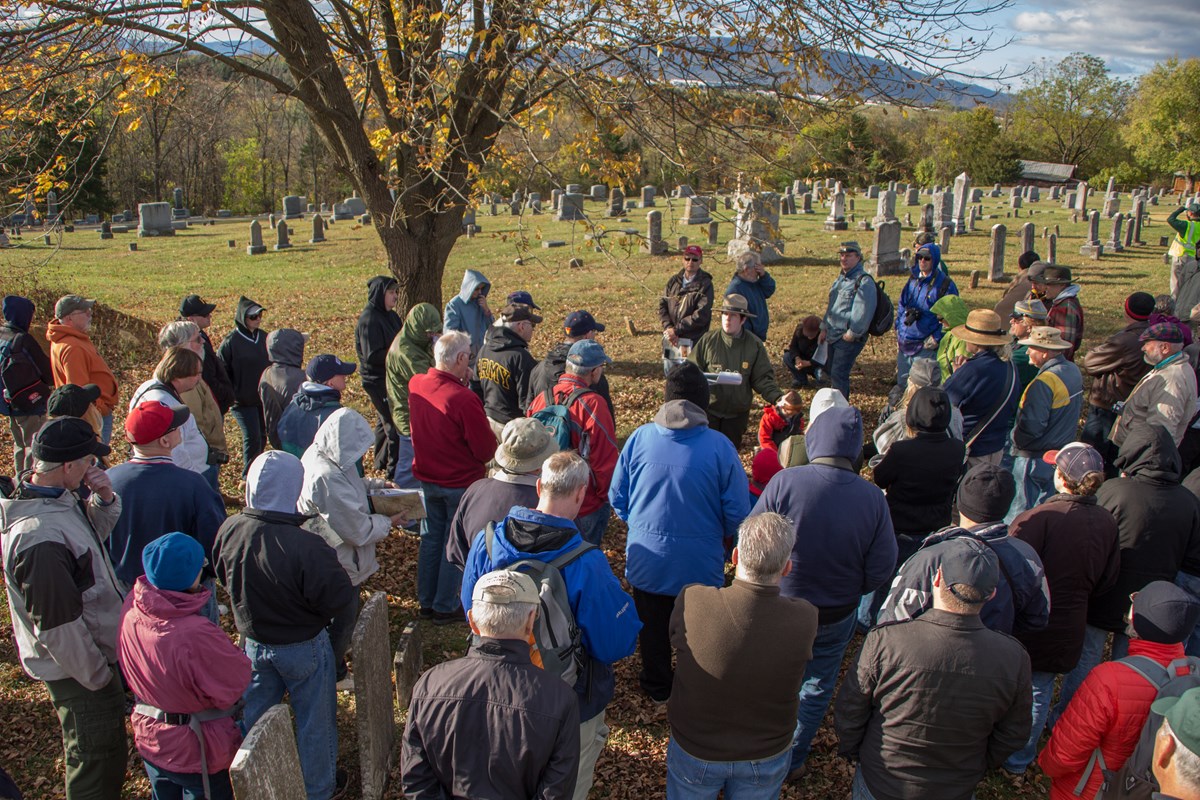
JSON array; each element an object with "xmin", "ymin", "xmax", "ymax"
[
  {"xmin": 573, "ymin": 711, "xmax": 610, "ymax": 800},
  {"xmin": 9, "ymin": 413, "xmax": 44, "ymax": 476}
]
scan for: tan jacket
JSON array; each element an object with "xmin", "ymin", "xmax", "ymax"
[
  {"xmin": 1112, "ymin": 355, "xmax": 1198, "ymax": 447},
  {"xmin": 181, "ymin": 381, "xmax": 227, "ymax": 456}
]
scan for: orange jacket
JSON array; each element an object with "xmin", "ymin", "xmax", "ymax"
[{"xmin": 45, "ymin": 321, "xmax": 118, "ymax": 415}]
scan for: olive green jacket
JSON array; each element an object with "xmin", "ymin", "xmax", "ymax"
[{"xmin": 688, "ymin": 328, "xmax": 782, "ymax": 418}]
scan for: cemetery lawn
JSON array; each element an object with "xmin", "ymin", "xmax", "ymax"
[{"xmin": 0, "ymin": 195, "xmax": 1171, "ymax": 798}]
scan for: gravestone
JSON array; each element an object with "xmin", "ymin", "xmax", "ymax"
[
  {"xmin": 128, "ymin": 242, "xmax": 137, "ymax": 251},
  {"xmin": 332, "ymin": 203, "xmax": 353, "ymax": 221},
  {"xmin": 869, "ymin": 220, "xmax": 904, "ymax": 276},
  {"xmin": 729, "ymin": 193, "xmax": 783, "ymax": 263},
  {"xmin": 1010, "ymin": 194, "xmax": 1023, "ymax": 210},
  {"xmin": 1020, "ymin": 222, "xmax": 1035, "ymax": 255},
  {"xmin": 137, "ymin": 202, "xmax": 175, "ymax": 237},
  {"xmin": 991, "ymin": 183, "xmax": 1003, "ymax": 198},
  {"xmin": 1132, "ymin": 198, "xmax": 1146, "ymax": 245},
  {"xmin": 229, "ymin": 704, "xmax": 307, "ymax": 799},
  {"xmin": 557, "ymin": 193, "xmax": 586, "ymax": 222},
  {"xmin": 1051, "ymin": 186, "xmax": 1061, "ymax": 201},
  {"xmin": 274, "ymin": 221, "xmax": 292, "ymax": 250},
  {"xmin": 217, "ymin": 209, "xmax": 232, "ymax": 218},
  {"xmin": 282, "ymin": 195, "xmax": 303, "ymax": 219},
  {"xmin": 919, "ymin": 203, "xmax": 934, "ymax": 234},
  {"xmin": 971, "ymin": 188, "xmax": 984, "ymax": 203},
  {"xmin": 642, "ymin": 210, "xmax": 667, "ymax": 255},
  {"xmin": 566, "ymin": 184, "xmax": 583, "ymax": 195},
  {"xmin": 462, "ymin": 208, "xmax": 476, "ymax": 231},
  {"xmin": 1079, "ymin": 210, "xmax": 1103, "ymax": 258},
  {"xmin": 968, "ymin": 206, "xmax": 978, "ymax": 232},
  {"xmin": 905, "ymin": 187, "xmax": 920, "ymax": 206},
  {"xmin": 343, "ymin": 195, "xmax": 367, "ymax": 217},
  {"xmin": 1029, "ymin": 187, "xmax": 1040, "ymax": 202},
  {"xmin": 867, "ymin": 185, "xmax": 880, "ymax": 199},
  {"xmin": 674, "ymin": 184, "xmax": 694, "ymax": 198},
  {"xmin": 307, "ymin": 203, "xmax": 315, "ymax": 214},
  {"xmin": 1075, "ymin": 181, "xmax": 1089, "ymax": 215},
  {"xmin": 173, "ymin": 187, "xmax": 184, "ymax": 210},
  {"xmin": 309, "ymin": 215, "xmax": 326, "ymax": 244},
  {"xmin": 989, "ymin": 224, "xmax": 1007, "ymax": 282},
  {"xmin": 509, "ymin": 198, "xmax": 521, "ymax": 216},
  {"xmin": 1125, "ymin": 215, "xmax": 1135, "ymax": 249},
  {"xmin": 247, "ymin": 220, "xmax": 267, "ymax": 255},
  {"xmin": 792, "ymin": 180, "xmax": 809, "ymax": 196},
  {"xmin": 939, "ymin": 226, "xmax": 952, "ymax": 253},
  {"xmin": 677, "ymin": 236, "xmax": 688, "ymax": 251},
  {"xmin": 268, "ymin": 213, "xmax": 277, "ymax": 229},
  {"xmin": 823, "ymin": 191, "xmax": 848, "ymax": 231},
  {"xmin": 607, "ymin": 189, "xmax": 625, "ymax": 218},
  {"xmin": 353, "ymin": 593, "xmax": 394, "ymax": 800},
  {"xmin": 872, "ymin": 190, "xmax": 897, "ymax": 228},
  {"xmin": 1048, "ymin": 233, "xmax": 1057, "ymax": 264},
  {"xmin": 1103, "ymin": 194, "xmax": 1120, "ymax": 219},
  {"xmin": 801, "ymin": 193, "xmax": 814, "ymax": 214},
  {"xmin": 640, "ymin": 186, "xmax": 656, "ymax": 207},
  {"xmin": 683, "ymin": 196, "xmax": 713, "ymax": 225},
  {"xmin": 1064, "ymin": 192, "xmax": 1077, "ymax": 209},
  {"xmin": 590, "ymin": 185, "xmax": 607, "ymax": 201},
  {"xmin": 98, "ymin": 221, "xmax": 112, "ymax": 240},
  {"xmin": 46, "ymin": 191, "xmax": 59, "ymax": 226},
  {"xmin": 1107, "ymin": 213, "xmax": 1125, "ymax": 252},
  {"xmin": 393, "ymin": 621, "xmax": 422, "ymax": 712},
  {"xmin": 707, "ymin": 221, "xmax": 719, "ymax": 246},
  {"xmin": 952, "ymin": 173, "xmax": 971, "ymax": 234}
]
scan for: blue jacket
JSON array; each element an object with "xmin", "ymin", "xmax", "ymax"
[
  {"xmin": 610, "ymin": 400, "xmax": 750, "ymax": 596},
  {"xmin": 1013, "ymin": 354, "xmax": 1083, "ymax": 455},
  {"xmin": 895, "ymin": 247, "xmax": 958, "ymax": 354},
  {"xmin": 443, "ymin": 270, "xmax": 493, "ymax": 362},
  {"xmin": 751, "ymin": 406, "xmax": 897, "ymax": 620},
  {"xmin": 943, "ymin": 350, "xmax": 1020, "ymax": 457},
  {"xmin": 724, "ymin": 272, "xmax": 777, "ymax": 341},
  {"xmin": 277, "ymin": 382, "xmax": 343, "ymax": 457},
  {"xmin": 821, "ymin": 262, "xmax": 877, "ymax": 339},
  {"xmin": 461, "ymin": 506, "xmax": 641, "ymax": 720}
]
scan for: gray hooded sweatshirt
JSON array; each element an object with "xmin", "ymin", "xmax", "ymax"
[{"xmin": 260, "ymin": 328, "xmax": 307, "ymax": 449}]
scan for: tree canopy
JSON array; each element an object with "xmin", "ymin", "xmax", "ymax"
[{"xmin": 1125, "ymin": 58, "xmax": 1200, "ymax": 193}]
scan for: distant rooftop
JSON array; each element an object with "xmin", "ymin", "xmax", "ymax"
[{"xmin": 1019, "ymin": 160, "xmax": 1077, "ymax": 184}]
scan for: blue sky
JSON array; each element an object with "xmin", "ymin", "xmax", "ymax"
[{"xmin": 964, "ymin": 0, "xmax": 1200, "ymax": 89}]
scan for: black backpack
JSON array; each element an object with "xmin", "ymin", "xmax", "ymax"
[
  {"xmin": 0, "ymin": 333, "xmax": 51, "ymax": 415},
  {"xmin": 855, "ymin": 274, "xmax": 895, "ymax": 337}
]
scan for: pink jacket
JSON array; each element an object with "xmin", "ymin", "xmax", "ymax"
[{"xmin": 117, "ymin": 578, "xmax": 251, "ymax": 774}]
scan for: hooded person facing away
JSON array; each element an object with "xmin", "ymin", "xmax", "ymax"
[
  {"xmin": 259, "ymin": 328, "xmax": 307, "ymax": 450},
  {"xmin": 386, "ymin": 302, "xmax": 442, "ymax": 488},
  {"xmin": 355, "ymin": 275, "xmax": 403, "ymax": 476},
  {"xmin": 443, "ymin": 269, "xmax": 493, "ymax": 368}
]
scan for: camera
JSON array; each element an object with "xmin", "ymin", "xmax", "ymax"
[
  {"xmin": 207, "ymin": 448, "xmax": 231, "ymax": 466},
  {"xmin": 904, "ymin": 307, "xmax": 922, "ymax": 325}
]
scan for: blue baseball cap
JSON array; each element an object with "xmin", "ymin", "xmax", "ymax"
[
  {"xmin": 506, "ymin": 290, "xmax": 540, "ymax": 309},
  {"xmin": 567, "ymin": 339, "xmax": 612, "ymax": 369},
  {"xmin": 143, "ymin": 532, "xmax": 205, "ymax": 592},
  {"xmin": 565, "ymin": 310, "xmax": 605, "ymax": 337},
  {"xmin": 307, "ymin": 354, "xmax": 357, "ymax": 383}
]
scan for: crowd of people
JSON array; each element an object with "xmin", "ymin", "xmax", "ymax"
[{"xmin": 6, "ymin": 203, "xmax": 1200, "ymax": 800}]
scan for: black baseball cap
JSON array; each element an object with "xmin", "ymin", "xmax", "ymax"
[
  {"xmin": 46, "ymin": 384, "xmax": 101, "ymax": 418},
  {"xmin": 32, "ymin": 417, "xmax": 110, "ymax": 462},
  {"xmin": 179, "ymin": 295, "xmax": 216, "ymax": 317}
]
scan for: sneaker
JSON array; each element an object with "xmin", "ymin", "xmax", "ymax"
[
  {"xmin": 330, "ymin": 768, "xmax": 349, "ymax": 800},
  {"xmin": 785, "ymin": 764, "xmax": 808, "ymax": 785},
  {"xmin": 418, "ymin": 607, "xmax": 434, "ymax": 620},
  {"xmin": 433, "ymin": 610, "xmax": 464, "ymax": 626}
]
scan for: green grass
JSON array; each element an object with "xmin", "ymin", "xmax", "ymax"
[{"xmin": 0, "ymin": 190, "xmax": 1176, "ymax": 798}]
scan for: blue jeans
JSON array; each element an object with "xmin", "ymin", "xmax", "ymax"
[
  {"xmin": 418, "ymin": 482, "xmax": 467, "ymax": 613},
  {"xmin": 100, "ymin": 413, "xmax": 113, "ymax": 446},
  {"xmin": 392, "ymin": 434, "xmax": 418, "ymax": 489},
  {"xmin": 576, "ymin": 503, "xmax": 611, "ymax": 546},
  {"xmin": 1005, "ymin": 455, "xmax": 1055, "ymax": 523},
  {"xmin": 1052, "ymin": 625, "xmax": 1128, "ymax": 727},
  {"xmin": 143, "ymin": 759, "xmax": 234, "ymax": 800},
  {"xmin": 826, "ymin": 337, "xmax": 866, "ymax": 400},
  {"xmin": 783, "ymin": 350, "xmax": 821, "ymax": 387},
  {"xmin": 230, "ymin": 405, "xmax": 265, "ymax": 477},
  {"xmin": 1003, "ymin": 670, "xmax": 1058, "ymax": 774},
  {"xmin": 896, "ymin": 350, "xmax": 937, "ymax": 387},
  {"xmin": 242, "ymin": 631, "xmax": 338, "ymax": 800},
  {"xmin": 200, "ymin": 578, "xmax": 219, "ymax": 625},
  {"xmin": 791, "ymin": 610, "xmax": 858, "ymax": 770},
  {"xmin": 201, "ymin": 464, "xmax": 220, "ymax": 493},
  {"xmin": 1177, "ymin": 571, "xmax": 1200, "ymax": 657},
  {"xmin": 666, "ymin": 738, "xmax": 791, "ymax": 800}
]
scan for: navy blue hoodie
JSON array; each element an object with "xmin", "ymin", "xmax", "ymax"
[
  {"xmin": 752, "ymin": 406, "xmax": 897, "ymax": 622},
  {"xmin": 1, "ymin": 295, "xmax": 53, "ymax": 415}
]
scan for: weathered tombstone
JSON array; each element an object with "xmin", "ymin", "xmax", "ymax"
[
  {"xmin": 229, "ymin": 704, "xmax": 307, "ymax": 799},
  {"xmin": 989, "ymin": 224, "xmax": 1007, "ymax": 282},
  {"xmin": 607, "ymin": 188, "xmax": 624, "ymax": 218},
  {"xmin": 393, "ymin": 621, "xmax": 422, "ymax": 712},
  {"xmin": 268, "ymin": 212, "xmax": 277, "ymax": 229},
  {"xmin": 353, "ymin": 593, "xmax": 394, "ymax": 800},
  {"xmin": 1132, "ymin": 198, "xmax": 1146, "ymax": 245},
  {"xmin": 42, "ymin": 234, "xmax": 51, "ymax": 246},
  {"xmin": 282, "ymin": 195, "xmax": 303, "ymax": 219},
  {"xmin": 343, "ymin": 195, "xmax": 368, "ymax": 217},
  {"xmin": 823, "ymin": 191, "xmax": 848, "ymax": 231},
  {"xmin": 952, "ymin": 173, "xmax": 971, "ymax": 234},
  {"xmin": 971, "ymin": 188, "xmax": 984, "ymax": 204},
  {"xmin": 590, "ymin": 184, "xmax": 607, "ymax": 201},
  {"xmin": 729, "ymin": 193, "xmax": 783, "ymax": 263},
  {"xmin": 565, "ymin": 183, "xmax": 582, "ymax": 195},
  {"xmin": 674, "ymin": 184, "xmax": 695, "ymax": 198},
  {"xmin": 137, "ymin": 202, "xmax": 175, "ymax": 237},
  {"xmin": 968, "ymin": 206, "xmax": 978, "ymax": 232},
  {"xmin": 461, "ymin": 208, "xmax": 476, "ymax": 231},
  {"xmin": 1103, "ymin": 194, "xmax": 1120, "ymax": 219},
  {"xmin": 707, "ymin": 221, "xmax": 719, "ymax": 246},
  {"xmin": 642, "ymin": 210, "xmax": 667, "ymax": 255},
  {"xmin": 550, "ymin": 189, "xmax": 562, "ymax": 212},
  {"xmin": 173, "ymin": 187, "xmax": 184, "ymax": 209},
  {"xmin": 1075, "ymin": 180, "xmax": 1089, "ymax": 215},
  {"xmin": 274, "ymin": 221, "xmax": 292, "ymax": 250},
  {"xmin": 128, "ymin": 242, "xmax": 138, "ymax": 252},
  {"xmin": 1020, "ymin": 222, "xmax": 1035, "ymax": 255},
  {"xmin": 556, "ymin": 193, "xmax": 586, "ymax": 222},
  {"xmin": 1051, "ymin": 186, "xmax": 1061, "ymax": 201},
  {"xmin": 1124, "ymin": 216, "xmax": 1135, "ymax": 249},
  {"xmin": 309, "ymin": 215, "xmax": 326, "ymax": 244},
  {"xmin": 1064, "ymin": 191, "xmax": 1077, "ymax": 209},
  {"xmin": 801, "ymin": 193, "xmax": 814, "ymax": 214},
  {"xmin": 1048, "ymin": 233, "xmax": 1057, "ymax": 264},
  {"xmin": 677, "ymin": 235, "xmax": 689, "ymax": 251},
  {"xmin": 247, "ymin": 220, "xmax": 267, "ymax": 255},
  {"xmin": 1010, "ymin": 194, "xmax": 1023, "ymax": 210},
  {"xmin": 872, "ymin": 190, "xmax": 897, "ymax": 228},
  {"xmin": 869, "ymin": 220, "xmax": 904, "ymax": 275},
  {"xmin": 1080, "ymin": 210, "xmax": 1103, "ymax": 258},
  {"xmin": 939, "ymin": 226, "xmax": 952, "ymax": 253},
  {"xmin": 905, "ymin": 187, "xmax": 920, "ymax": 207},
  {"xmin": 991, "ymin": 183, "xmax": 1003, "ymax": 198},
  {"xmin": 919, "ymin": 203, "xmax": 935, "ymax": 234},
  {"xmin": 1029, "ymin": 187, "xmax": 1040, "ymax": 202},
  {"xmin": 682, "ymin": 196, "xmax": 713, "ymax": 225},
  {"xmin": 867, "ymin": 185, "xmax": 880, "ymax": 199},
  {"xmin": 98, "ymin": 221, "xmax": 112, "ymax": 240},
  {"xmin": 46, "ymin": 191, "xmax": 59, "ymax": 226},
  {"xmin": 640, "ymin": 186, "xmax": 656, "ymax": 207},
  {"xmin": 306, "ymin": 203, "xmax": 315, "ymax": 214},
  {"xmin": 1107, "ymin": 213, "xmax": 1125, "ymax": 252}
]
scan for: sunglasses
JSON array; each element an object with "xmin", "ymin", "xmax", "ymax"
[
  {"xmin": 684, "ymin": 256, "xmax": 700, "ymax": 262},
  {"xmin": 917, "ymin": 255, "xmax": 933, "ymax": 262},
  {"xmin": 246, "ymin": 313, "xmax": 262, "ymax": 320}
]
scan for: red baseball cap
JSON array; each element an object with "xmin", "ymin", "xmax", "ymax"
[
  {"xmin": 125, "ymin": 400, "xmax": 191, "ymax": 445},
  {"xmin": 684, "ymin": 245, "xmax": 703, "ymax": 258}
]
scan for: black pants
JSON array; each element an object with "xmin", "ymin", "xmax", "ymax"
[
  {"xmin": 707, "ymin": 411, "xmax": 750, "ymax": 451},
  {"xmin": 362, "ymin": 381, "xmax": 399, "ymax": 477},
  {"xmin": 633, "ymin": 588, "xmax": 678, "ymax": 702}
]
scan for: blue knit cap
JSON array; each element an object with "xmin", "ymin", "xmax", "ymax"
[{"xmin": 142, "ymin": 533, "xmax": 204, "ymax": 592}]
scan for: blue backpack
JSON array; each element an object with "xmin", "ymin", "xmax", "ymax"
[{"xmin": 532, "ymin": 386, "xmax": 593, "ymax": 457}]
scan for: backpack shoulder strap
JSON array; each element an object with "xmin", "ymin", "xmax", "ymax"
[
  {"xmin": 548, "ymin": 540, "xmax": 597, "ymax": 571},
  {"xmin": 1118, "ymin": 655, "xmax": 1172, "ymax": 690},
  {"xmin": 484, "ymin": 521, "xmax": 498, "ymax": 560},
  {"xmin": 541, "ymin": 387, "xmax": 555, "ymax": 409},
  {"xmin": 563, "ymin": 386, "xmax": 594, "ymax": 408},
  {"xmin": 1075, "ymin": 748, "xmax": 1109, "ymax": 796}
]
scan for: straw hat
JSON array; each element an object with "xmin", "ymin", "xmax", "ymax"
[{"xmin": 951, "ymin": 309, "xmax": 1009, "ymax": 347}]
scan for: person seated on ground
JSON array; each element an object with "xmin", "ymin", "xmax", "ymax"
[
  {"xmin": 277, "ymin": 354, "xmax": 357, "ymax": 457},
  {"xmin": 214, "ymin": 450, "xmax": 357, "ymax": 800},
  {"xmin": 445, "ymin": 417, "xmax": 559, "ymax": 570},
  {"xmin": 118, "ymin": 533, "xmax": 251, "ymax": 800},
  {"xmin": 758, "ymin": 390, "xmax": 805, "ymax": 451},
  {"xmin": 749, "ymin": 447, "xmax": 784, "ymax": 498},
  {"xmin": 930, "ymin": 293, "xmax": 969, "ymax": 381},
  {"xmin": 402, "ymin": 569, "xmax": 581, "ymax": 800},
  {"xmin": 1040, "ymin": 581, "xmax": 1200, "ymax": 800},
  {"xmin": 666, "ymin": 512, "xmax": 818, "ymax": 799},
  {"xmin": 259, "ymin": 328, "xmax": 307, "ymax": 450},
  {"xmin": 782, "ymin": 314, "xmax": 823, "ymax": 389},
  {"xmin": 872, "ymin": 358, "xmax": 963, "ymax": 459},
  {"xmin": 877, "ymin": 463, "xmax": 1050, "ymax": 636}
]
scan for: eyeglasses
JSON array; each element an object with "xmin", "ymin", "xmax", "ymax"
[
  {"xmin": 917, "ymin": 255, "xmax": 933, "ymax": 262},
  {"xmin": 246, "ymin": 313, "xmax": 262, "ymax": 321},
  {"xmin": 684, "ymin": 256, "xmax": 700, "ymax": 262}
]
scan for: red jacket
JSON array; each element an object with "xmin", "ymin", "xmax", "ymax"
[
  {"xmin": 409, "ymin": 367, "xmax": 496, "ymax": 488},
  {"xmin": 117, "ymin": 578, "xmax": 251, "ymax": 775},
  {"xmin": 1040, "ymin": 639, "xmax": 1187, "ymax": 800},
  {"xmin": 526, "ymin": 373, "xmax": 618, "ymax": 517},
  {"xmin": 757, "ymin": 405, "xmax": 805, "ymax": 451}
]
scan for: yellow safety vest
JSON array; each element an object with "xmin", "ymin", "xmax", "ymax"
[{"xmin": 1169, "ymin": 219, "xmax": 1200, "ymax": 258}]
